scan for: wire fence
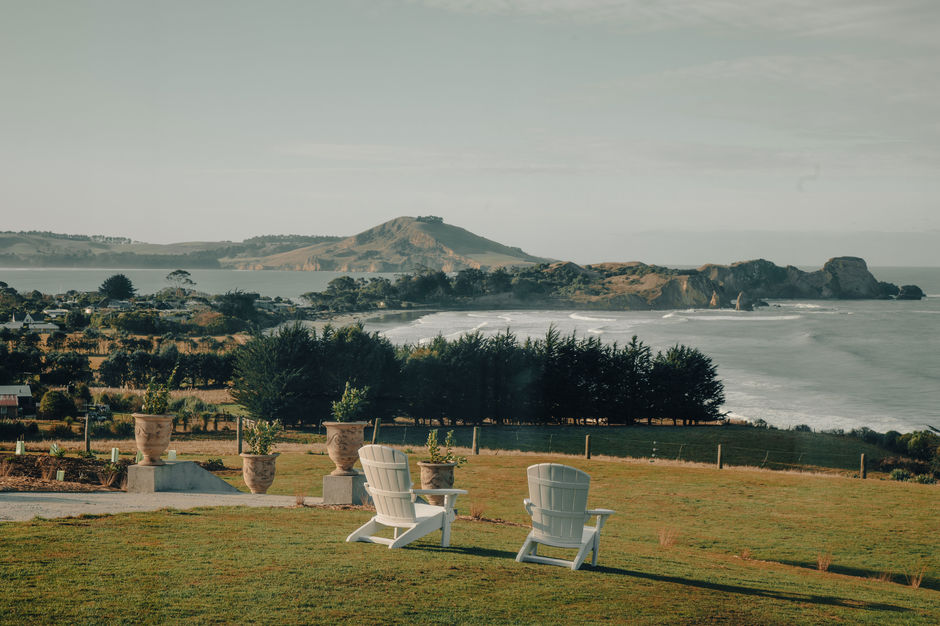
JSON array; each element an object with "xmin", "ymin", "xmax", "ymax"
[{"xmin": 361, "ymin": 424, "xmax": 885, "ymax": 473}]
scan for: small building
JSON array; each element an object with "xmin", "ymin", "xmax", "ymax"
[
  {"xmin": 41, "ymin": 308, "xmax": 70, "ymax": 319},
  {"xmin": 0, "ymin": 313, "xmax": 60, "ymax": 331},
  {"xmin": 0, "ymin": 385, "xmax": 34, "ymax": 418}
]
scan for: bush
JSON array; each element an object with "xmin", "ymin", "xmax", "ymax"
[
  {"xmin": 912, "ymin": 474, "xmax": 936, "ymax": 485},
  {"xmin": 0, "ymin": 420, "xmax": 40, "ymax": 441},
  {"xmin": 46, "ymin": 424, "xmax": 78, "ymax": 440},
  {"xmin": 889, "ymin": 468, "xmax": 913, "ymax": 482},
  {"xmin": 39, "ymin": 390, "xmax": 75, "ymax": 420}
]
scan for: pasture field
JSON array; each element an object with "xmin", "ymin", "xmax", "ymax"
[{"xmin": 1, "ymin": 451, "xmax": 936, "ymax": 624}]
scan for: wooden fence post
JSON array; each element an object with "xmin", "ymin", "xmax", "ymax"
[
  {"xmin": 84, "ymin": 414, "xmax": 91, "ymax": 453},
  {"xmin": 372, "ymin": 418, "xmax": 381, "ymax": 444},
  {"xmin": 236, "ymin": 415, "xmax": 243, "ymax": 454},
  {"xmin": 585, "ymin": 434, "xmax": 592, "ymax": 459},
  {"xmin": 717, "ymin": 444, "xmax": 723, "ymax": 469},
  {"xmin": 472, "ymin": 427, "xmax": 480, "ymax": 455},
  {"xmin": 860, "ymin": 453, "xmax": 866, "ymax": 479}
]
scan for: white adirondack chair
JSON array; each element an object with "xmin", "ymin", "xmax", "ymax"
[
  {"xmin": 516, "ymin": 463, "xmax": 615, "ymax": 571},
  {"xmin": 346, "ymin": 444, "xmax": 468, "ymax": 549}
]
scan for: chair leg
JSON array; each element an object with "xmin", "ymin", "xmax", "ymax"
[
  {"xmin": 441, "ymin": 518, "xmax": 452, "ymax": 547},
  {"xmin": 389, "ymin": 516, "xmax": 441, "ymax": 549},
  {"xmin": 572, "ymin": 541, "xmax": 593, "ymax": 570},
  {"xmin": 591, "ymin": 533, "xmax": 600, "ymax": 566},
  {"xmin": 516, "ymin": 535, "xmax": 536, "ymax": 562},
  {"xmin": 346, "ymin": 518, "xmax": 381, "ymax": 543}
]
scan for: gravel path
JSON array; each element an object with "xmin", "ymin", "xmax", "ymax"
[{"xmin": 0, "ymin": 492, "xmax": 324, "ymax": 522}]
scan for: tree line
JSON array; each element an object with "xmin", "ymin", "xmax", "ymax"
[{"xmin": 232, "ymin": 323, "xmax": 725, "ymax": 427}]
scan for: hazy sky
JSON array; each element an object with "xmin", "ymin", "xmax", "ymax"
[{"xmin": 2, "ymin": 1, "xmax": 939, "ymax": 264}]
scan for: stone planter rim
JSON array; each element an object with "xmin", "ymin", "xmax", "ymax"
[
  {"xmin": 321, "ymin": 421, "xmax": 368, "ymax": 426},
  {"xmin": 417, "ymin": 461, "xmax": 457, "ymax": 468},
  {"xmin": 132, "ymin": 413, "xmax": 173, "ymax": 420},
  {"xmin": 239, "ymin": 452, "xmax": 281, "ymax": 459}
]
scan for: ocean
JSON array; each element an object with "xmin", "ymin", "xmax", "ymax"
[
  {"xmin": 365, "ymin": 267, "xmax": 940, "ymax": 434},
  {"xmin": 2, "ymin": 266, "xmax": 937, "ymax": 433}
]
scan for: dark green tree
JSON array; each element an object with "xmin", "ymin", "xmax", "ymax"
[
  {"xmin": 99, "ymin": 274, "xmax": 136, "ymax": 299},
  {"xmin": 650, "ymin": 345, "xmax": 725, "ymax": 424},
  {"xmin": 39, "ymin": 389, "xmax": 75, "ymax": 419},
  {"xmin": 231, "ymin": 324, "xmax": 317, "ymax": 425}
]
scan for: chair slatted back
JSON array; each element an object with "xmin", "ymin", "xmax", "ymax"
[
  {"xmin": 526, "ymin": 464, "xmax": 590, "ymax": 544},
  {"xmin": 359, "ymin": 445, "xmax": 417, "ymax": 524}
]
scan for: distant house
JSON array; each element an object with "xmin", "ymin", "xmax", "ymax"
[
  {"xmin": 41, "ymin": 308, "xmax": 70, "ymax": 319},
  {"xmin": 104, "ymin": 300, "xmax": 133, "ymax": 311},
  {"xmin": 0, "ymin": 313, "xmax": 59, "ymax": 331},
  {"xmin": 0, "ymin": 385, "xmax": 34, "ymax": 418}
]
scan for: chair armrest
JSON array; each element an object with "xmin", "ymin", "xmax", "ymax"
[
  {"xmin": 586, "ymin": 508, "xmax": 615, "ymax": 531},
  {"xmin": 411, "ymin": 489, "xmax": 468, "ymax": 512},
  {"xmin": 523, "ymin": 498, "xmax": 533, "ymax": 516}
]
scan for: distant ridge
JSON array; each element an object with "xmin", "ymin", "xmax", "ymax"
[
  {"xmin": 0, "ymin": 218, "xmax": 550, "ymax": 272},
  {"xmin": 233, "ymin": 216, "xmax": 552, "ymax": 272}
]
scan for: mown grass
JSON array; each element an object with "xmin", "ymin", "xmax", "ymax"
[{"xmin": 1, "ymin": 452, "xmax": 936, "ymax": 624}]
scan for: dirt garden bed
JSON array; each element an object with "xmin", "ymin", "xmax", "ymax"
[{"xmin": 0, "ymin": 454, "xmax": 240, "ymax": 492}]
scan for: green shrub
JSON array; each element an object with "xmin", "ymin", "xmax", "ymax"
[
  {"xmin": 40, "ymin": 390, "xmax": 75, "ymax": 420},
  {"xmin": 889, "ymin": 468, "xmax": 913, "ymax": 482},
  {"xmin": 912, "ymin": 474, "xmax": 936, "ymax": 485},
  {"xmin": 243, "ymin": 419, "xmax": 282, "ymax": 455},
  {"xmin": 46, "ymin": 424, "xmax": 78, "ymax": 440},
  {"xmin": 331, "ymin": 381, "xmax": 369, "ymax": 423}
]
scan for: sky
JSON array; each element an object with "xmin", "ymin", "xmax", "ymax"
[{"xmin": 2, "ymin": 0, "xmax": 939, "ymax": 265}]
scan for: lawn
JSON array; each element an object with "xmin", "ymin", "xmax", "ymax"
[{"xmin": 1, "ymin": 451, "xmax": 937, "ymax": 624}]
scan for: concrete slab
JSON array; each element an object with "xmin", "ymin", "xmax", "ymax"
[{"xmin": 126, "ymin": 461, "xmax": 241, "ymax": 494}]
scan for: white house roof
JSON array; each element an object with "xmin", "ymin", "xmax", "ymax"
[{"xmin": 0, "ymin": 385, "xmax": 32, "ymax": 398}]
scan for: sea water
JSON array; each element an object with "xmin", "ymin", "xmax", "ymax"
[{"xmin": 367, "ymin": 267, "xmax": 940, "ymax": 434}]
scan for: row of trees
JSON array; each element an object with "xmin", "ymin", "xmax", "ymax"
[
  {"xmin": 301, "ymin": 264, "xmax": 692, "ymax": 313},
  {"xmin": 232, "ymin": 324, "xmax": 725, "ymax": 427}
]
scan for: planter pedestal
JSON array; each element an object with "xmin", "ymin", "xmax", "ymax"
[{"xmin": 322, "ymin": 472, "xmax": 369, "ymax": 505}]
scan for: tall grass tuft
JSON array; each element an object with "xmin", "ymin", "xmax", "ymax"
[
  {"xmin": 905, "ymin": 564, "xmax": 927, "ymax": 589},
  {"xmin": 739, "ymin": 548, "xmax": 752, "ymax": 561},
  {"xmin": 816, "ymin": 551, "xmax": 833, "ymax": 572},
  {"xmin": 658, "ymin": 527, "xmax": 679, "ymax": 548},
  {"xmin": 0, "ymin": 458, "xmax": 14, "ymax": 477},
  {"xmin": 470, "ymin": 502, "xmax": 485, "ymax": 520}
]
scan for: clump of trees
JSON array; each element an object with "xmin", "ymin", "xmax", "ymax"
[
  {"xmin": 300, "ymin": 264, "xmax": 696, "ymax": 314},
  {"xmin": 231, "ymin": 323, "xmax": 725, "ymax": 427}
]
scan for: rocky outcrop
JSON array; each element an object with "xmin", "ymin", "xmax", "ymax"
[
  {"xmin": 578, "ymin": 256, "xmax": 919, "ymax": 311},
  {"xmin": 897, "ymin": 284, "xmax": 925, "ymax": 300},
  {"xmin": 735, "ymin": 291, "xmax": 752, "ymax": 311}
]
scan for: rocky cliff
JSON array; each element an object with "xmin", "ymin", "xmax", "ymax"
[{"xmin": 569, "ymin": 256, "xmax": 913, "ymax": 310}]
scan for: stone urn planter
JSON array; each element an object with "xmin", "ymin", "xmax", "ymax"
[
  {"xmin": 323, "ymin": 421, "xmax": 366, "ymax": 476},
  {"xmin": 417, "ymin": 461, "xmax": 456, "ymax": 506},
  {"xmin": 241, "ymin": 452, "xmax": 280, "ymax": 494},
  {"xmin": 133, "ymin": 413, "xmax": 173, "ymax": 466}
]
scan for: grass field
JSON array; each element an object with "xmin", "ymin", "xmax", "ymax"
[{"xmin": 1, "ymin": 451, "xmax": 937, "ymax": 624}]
